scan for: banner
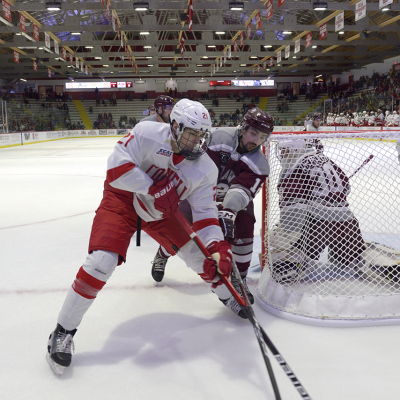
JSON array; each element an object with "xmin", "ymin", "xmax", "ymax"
[
  {"xmin": 69, "ymin": 53, "xmax": 73, "ymax": 64},
  {"xmin": 277, "ymin": 50, "xmax": 281, "ymax": 63},
  {"xmin": 263, "ymin": 61, "xmax": 267, "ymax": 70},
  {"xmin": 45, "ymin": 32, "xmax": 51, "ymax": 50},
  {"xmin": 379, "ymin": 0, "xmax": 393, "ymax": 9},
  {"xmin": 76, "ymin": 57, "xmax": 79, "ymax": 68},
  {"xmin": 187, "ymin": 0, "xmax": 193, "ymax": 32},
  {"xmin": 33, "ymin": 59, "xmax": 37, "ymax": 71},
  {"xmin": 14, "ymin": 51, "xmax": 19, "ymax": 63},
  {"xmin": 240, "ymin": 31, "xmax": 244, "ymax": 47},
  {"xmin": 19, "ymin": 13, "xmax": 27, "ymax": 33},
  {"xmin": 255, "ymin": 12, "xmax": 262, "ymax": 30},
  {"xmin": 246, "ymin": 24, "xmax": 251, "ymax": 39},
  {"xmin": 335, "ymin": 11, "xmax": 344, "ymax": 32},
  {"xmin": 285, "ymin": 45, "xmax": 290, "ymax": 59},
  {"xmin": 305, "ymin": 32, "xmax": 312, "ymax": 48},
  {"xmin": 355, "ymin": 0, "xmax": 366, "ymax": 21},
  {"xmin": 112, "ymin": 13, "xmax": 116, "ymax": 32},
  {"xmin": 319, "ymin": 23, "xmax": 327, "ymax": 40},
  {"xmin": 62, "ymin": 47, "xmax": 67, "ymax": 60},
  {"xmin": 227, "ymin": 46, "xmax": 231, "ymax": 58},
  {"xmin": 295, "ymin": 39, "xmax": 300, "ymax": 54},
  {"xmin": 266, "ymin": 0, "xmax": 273, "ymax": 21},
  {"xmin": 80, "ymin": 60, "xmax": 84, "ymax": 72},
  {"xmin": 269, "ymin": 57, "xmax": 274, "ymax": 67},
  {"xmin": 54, "ymin": 40, "xmax": 59, "ymax": 55},
  {"xmin": 48, "ymin": 67, "xmax": 52, "ymax": 78},
  {"xmin": 2, "ymin": 0, "xmax": 11, "ymax": 23},
  {"xmin": 33, "ymin": 24, "xmax": 40, "ymax": 41},
  {"xmin": 278, "ymin": 0, "xmax": 286, "ymax": 7},
  {"xmin": 234, "ymin": 39, "xmax": 238, "ymax": 52}
]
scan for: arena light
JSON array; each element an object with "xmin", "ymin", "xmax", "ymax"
[
  {"xmin": 46, "ymin": 1, "xmax": 61, "ymax": 11},
  {"xmin": 313, "ymin": 2, "xmax": 328, "ymax": 10},
  {"xmin": 134, "ymin": 2, "xmax": 149, "ymax": 11},
  {"xmin": 229, "ymin": 2, "xmax": 244, "ymax": 10}
]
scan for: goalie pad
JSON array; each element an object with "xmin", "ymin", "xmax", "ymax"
[{"xmin": 358, "ymin": 241, "xmax": 400, "ymax": 284}]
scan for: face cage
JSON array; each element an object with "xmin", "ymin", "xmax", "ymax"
[{"xmin": 173, "ymin": 122, "xmax": 211, "ymax": 160}]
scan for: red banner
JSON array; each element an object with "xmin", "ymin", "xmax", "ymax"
[
  {"xmin": 33, "ymin": 24, "xmax": 40, "ymax": 42},
  {"xmin": 240, "ymin": 32, "xmax": 244, "ymax": 47},
  {"xmin": 319, "ymin": 23, "xmax": 327, "ymax": 40},
  {"xmin": 2, "ymin": 0, "xmax": 11, "ymax": 23},
  {"xmin": 19, "ymin": 13, "xmax": 27, "ymax": 33},
  {"xmin": 69, "ymin": 53, "xmax": 73, "ymax": 64},
  {"xmin": 266, "ymin": 0, "xmax": 273, "ymax": 21},
  {"xmin": 180, "ymin": 37, "xmax": 185, "ymax": 56},
  {"xmin": 33, "ymin": 59, "xmax": 37, "ymax": 71},
  {"xmin": 278, "ymin": 0, "xmax": 286, "ymax": 7},
  {"xmin": 305, "ymin": 32, "xmax": 312, "ymax": 48},
  {"xmin": 187, "ymin": 0, "xmax": 193, "ymax": 33},
  {"xmin": 62, "ymin": 47, "xmax": 67, "ymax": 60},
  {"xmin": 14, "ymin": 51, "xmax": 19, "ymax": 63},
  {"xmin": 269, "ymin": 56, "xmax": 274, "ymax": 67},
  {"xmin": 246, "ymin": 24, "xmax": 251, "ymax": 40},
  {"xmin": 234, "ymin": 39, "xmax": 238, "ymax": 52},
  {"xmin": 255, "ymin": 12, "xmax": 262, "ymax": 30}
]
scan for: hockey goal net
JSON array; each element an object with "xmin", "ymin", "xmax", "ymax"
[{"xmin": 257, "ymin": 129, "xmax": 400, "ymax": 326}]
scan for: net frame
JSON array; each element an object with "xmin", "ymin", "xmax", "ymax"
[{"xmin": 257, "ymin": 129, "xmax": 400, "ymax": 326}]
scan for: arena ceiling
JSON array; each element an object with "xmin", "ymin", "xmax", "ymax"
[{"xmin": 1, "ymin": 0, "xmax": 400, "ymax": 83}]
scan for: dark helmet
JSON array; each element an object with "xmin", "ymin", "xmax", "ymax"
[
  {"xmin": 154, "ymin": 95, "xmax": 176, "ymax": 111},
  {"xmin": 313, "ymin": 112, "xmax": 323, "ymax": 120},
  {"xmin": 240, "ymin": 107, "xmax": 274, "ymax": 136}
]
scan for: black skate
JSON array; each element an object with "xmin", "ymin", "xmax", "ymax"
[
  {"xmin": 46, "ymin": 323, "xmax": 77, "ymax": 377},
  {"xmin": 231, "ymin": 274, "xmax": 254, "ymax": 304},
  {"xmin": 220, "ymin": 296, "xmax": 248, "ymax": 319},
  {"xmin": 151, "ymin": 251, "xmax": 168, "ymax": 282}
]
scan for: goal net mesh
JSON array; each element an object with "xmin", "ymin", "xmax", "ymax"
[{"xmin": 256, "ymin": 130, "xmax": 400, "ymax": 325}]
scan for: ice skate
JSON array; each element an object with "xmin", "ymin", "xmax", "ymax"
[
  {"xmin": 220, "ymin": 295, "xmax": 248, "ymax": 319},
  {"xmin": 151, "ymin": 251, "xmax": 168, "ymax": 282},
  {"xmin": 231, "ymin": 274, "xmax": 254, "ymax": 304},
  {"xmin": 46, "ymin": 324, "xmax": 77, "ymax": 377}
]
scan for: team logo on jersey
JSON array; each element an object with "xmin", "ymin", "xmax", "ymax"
[
  {"xmin": 156, "ymin": 148, "xmax": 173, "ymax": 157},
  {"xmin": 220, "ymin": 152, "xmax": 231, "ymax": 163}
]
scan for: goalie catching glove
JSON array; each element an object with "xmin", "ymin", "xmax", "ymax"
[
  {"xmin": 148, "ymin": 176, "xmax": 179, "ymax": 218},
  {"xmin": 200, "ymin": 240, "xmax": 233, "ymax": 287},
  {"xmin": 218, "ymin": 208, "xmax": 236, "ymax": 243}
]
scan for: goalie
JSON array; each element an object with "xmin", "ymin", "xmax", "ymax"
[{"xmin": 270, "ymin": 137, "xmax": 400, "ymax": 285}]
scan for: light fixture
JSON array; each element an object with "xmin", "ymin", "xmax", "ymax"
[
  {"xmin": 207, "ymin": 45, "xmax": 216, "ymax": 48},
  {"xmin": 103, "ymin": 64, "xmax": 109, "ymax": 67},
  {"xmin": 382, "ymin": 4, "xmax": 391, "ymax": 11},
  {"xmin": 140, "ymin": 31, "xmax": 150, "ymax": 35},
  {"xmin": 215, "ymin": 32, "xmax": 226, "ymax": 35},
  {"xmin": 313, "ymin": 2, "xmax": 328, "ymax": 10},
  {"xmin": 250, "ymin": 56, "xmax": 258, "ymax": 59},
  {"xmin": 85, "ymin": 46, "xmax": 94, "ymax": 49},
  {"xmin": 196, "ymin": 64, "xmax": 202, "ymax": 66},
  {"xmin": 133, "ymin": 2, "xmax": 149, "ymax": 11},
  {"xmin": 20, "ymin": 78, "xmax": 27, "ymax": 82},
  {"xmin": 264, "ymin": 45, "xmax": 273, "ymax": 48},
  {"xmin": 148, "ymin": 64, "xmax": 153, "ymax": 66},
  {"xmin": 143, "ymin": 45, "xmax": 152, "ymax": 48},
  {"xmin": 94, "ymin": 56, "xmax": 102, "ymax": 59},
  {"xmin": 229, "ymin": 2, "xmax": 244, "ymax": 10},
  {"xmin": 202, "ymin": 56, "xmax": 209, "ymax": 59},
  {"xmin": 240, "ymin": 64, "xmax": 247, "ymax": 66},
  {"xmin": 316, "ymin": 74, "xmax": 322, "ymax": 78},
  {"xmin": 282, "ymin": 31, "xmax": 292, "ymax": 35},
  {"xmin": 292, "ymin": 56, "xmax": 297, "ymax": 58},
  {"xmin": 145, "ymin": 56, "xmax": 152, "ymax": 59},
  {"xmin": 338, "ymin": 31, "xmax": 344, "ymax": 35},
  {"xmin": 46, "ymin": 1, "xmax": 61, "ymax": 11},
  {"xmin": 71, "ymin": 32, "xmax": 81, "ymax": 35},
  {"xmin": 312, "ymin": 45, "xmax": 317, "ymax": 48}
]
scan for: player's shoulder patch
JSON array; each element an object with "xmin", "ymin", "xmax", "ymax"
[{"xmin": 156, "ymin": 148, "xmax": 173, "ymax": 157}]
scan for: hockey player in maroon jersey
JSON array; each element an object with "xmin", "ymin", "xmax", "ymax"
[
  {"xmin": 140, "ymin": 95, "xmax": 175, "ymax": 123},
  {"xmin": 270, "ymin": 136, "xmax": 400, "ymax": 285},
  {"xmin": 151, "ymin": 107, "xmax": 273, "ymax": 304},
  {"xmin": 46, "ymin": 99, "xmax": 240, "ymax": 377}
]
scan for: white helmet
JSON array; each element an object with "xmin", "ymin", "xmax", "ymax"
[{"xmin": 170, "ymin": 98, "xmax": 212, "ymax": 160}]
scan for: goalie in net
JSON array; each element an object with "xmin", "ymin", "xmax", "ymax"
[{"xmin": 269, "ymin": 134, "xmax": 400, "ymax": 287}]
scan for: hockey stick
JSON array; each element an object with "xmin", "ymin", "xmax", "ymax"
[
  {"xmin": 176, "ymin": 210, "xmax": 312, "ymax": 399},
  {"xmin": 348, "ymin": 154, "xmax": 374, "ymax": 179}
]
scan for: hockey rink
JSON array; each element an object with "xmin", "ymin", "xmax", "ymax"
[{"xmin": 1, "ymin": 137, "xmax": 400, "ymax": 400}]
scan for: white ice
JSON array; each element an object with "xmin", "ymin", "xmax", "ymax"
[{"xmin": 1, "ymin": 138, "xmax": 400, "ymax": 400}]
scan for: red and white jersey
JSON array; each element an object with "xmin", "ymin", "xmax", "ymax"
[
  {"xmin": 106, "ymin": 120, "xmax": 222, "ymax": 246},
  {"xmin": 278, "ymin": 152, "xmax": 354, "ymax": 221},
  {"xmin": 207, "ymin": 127, "xmax": 269, "ymax": 213}
]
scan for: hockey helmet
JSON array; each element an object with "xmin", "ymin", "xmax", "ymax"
[
  {"xmin": 240, "ymin": 107, "xmax": 274, "ymax": 138},
  {"xmin": 169, "ymin": 99, "xmax": 212, "ymax": 160},
  {"xmin": 154, "ymin": 95, "xmax": 176, "ymax": 111},
  {"xmin": 313, "ymin": 112, "xmax": 323, "ymax": 120}
]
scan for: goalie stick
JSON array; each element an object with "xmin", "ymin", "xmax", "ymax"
[
  {"xmin": 175, "ymin": 210, "xmax": 312, "ymax": 400},
  {"xmin": 348, "ymin": 154, "xmax": 374, "ymax": 179}
]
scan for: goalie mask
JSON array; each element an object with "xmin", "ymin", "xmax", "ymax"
[
  {"xmin": 277, "ymin": 138, "xmax": 316, "ymax": 161},
  {"xmin": 169, "ymin": 99, "xmax": 212, "ymax": 160}
]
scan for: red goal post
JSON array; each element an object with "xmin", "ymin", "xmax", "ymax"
[{"xmin": 257, "ymin": 129, "xmax": 400, "ymax": 326}]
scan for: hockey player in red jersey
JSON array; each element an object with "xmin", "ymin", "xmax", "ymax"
[
  {"xmin": 46, "ymin": 99, "xmax": 240, "ymax": 377},
  {"xmin": 270, "ymin": 136, "xmax": 400, "ymax": 285},
  {"xmin": 151, "ymin": 107, "xmax": 273, "ymax": 304}
]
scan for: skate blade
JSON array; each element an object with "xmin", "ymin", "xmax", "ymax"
[{"xmin": 46, "ymin": 353, "xmax": 66, "ymax": 378}]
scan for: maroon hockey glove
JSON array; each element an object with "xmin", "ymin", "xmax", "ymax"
[
  {"xmin": 200, "ymin": 241, "xmax": 233, "ymax": 285},
  {"xmin": 148, "ymin": 176, "xmax": 179, "ymax": 218},
  {"xmin": 218, "ymin": 208, "xmax": 236, "ymax": 244}
]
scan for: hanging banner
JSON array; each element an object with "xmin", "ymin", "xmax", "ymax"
[
  {"xmin": 187, "ymin": 0, "xmax": 193, "ymax": 33},
  {"xmin": 246, "ymin": 24, "xmax": 251, "ymax": 40},
  {"xmin": 278, "ymin": 0, "xmax": 286, "ymax": 7},
  {"xmin": 266, "ymin": 0, "xmax": 273, "ymax": 21},
  {"xmin": 2, "ymin": 0, "xmax": 11, "ymax": 23},
  {"xmin": 14, "ymin": 51, "xmax": 19, "ymax": 63},
  {"xmin": 285, "ymin": 45, "xmax": 290, "ymax": 59},
  {"xmin": 355, "ymin": 0, "xmax": 367, "ymax": 21},
  {"xmin": 212, "ymin": 64, "xmax": 216, "ymax": 74},
  {"xmin": 19, "ymin": 13, "xmax": 27, "ymax": 33},
  {"xmin": 257, "ymin": 64, "xmax": 260, "ymax": 73},
  {"xmin": 54, "ymin": 40, "xmax": 59, "ymax": 55},
  {"xmin": 295, "ymin": 39, "xmax": 300, "ymax": 53},
  {"xmin": 80, "ymin": 60, "xmax": 84, "ymax": 72},
  {"xmin": 263, "ymin": 61, "xmax": 267, "ymax": 70},
  {"xmin": 47, "ymin": 67, "xmax": 52, "ymax": 78},
  {"xmin": 106, "ymin": 1, "xmax": 110, "ymax": 20},
  {"xmin": 305, "ymin": 32, "xmax": 312, "ymax": 48},
  {"xmin": 62, "ymin": 47, "xmax": 67, "ymax": 60},
  {"xmin": 335, "ymin": 11, "xmax": 344, "ymax": 32},
  {"xmin": 85, "ymin": 65, "xmax": 88, "ymax": 75},
  {"xmin": 251, "ymin": 69, "xmax": 255, "ymax": 76},
  {"xmin": 227, "ymin": 46, "xmax": 231, "ymax": 58},
  {"xmin": 112, "ymin": 13, "xmax": 116, "ymax": 32},
  {"xmin": 379, "ymin": 0, "xmax": 393, "ymax": 9},
  {"xmin": 33, "ymin": 59, "xmax": 37, "ymax": 71},
  {"xmin": 75, "ymin": 57, "xmax": 79, "ymax": 68},
  {"xmin": 180, "ymin": 37, "xmax": 185, "ymax": 56},
  {"xmin": 220, "ymin": 57, "xmax": 222, "ymax": 68},
  {"xmin": 69, "ymin": 53, "xmax": 73, "ymax": 64},
  {"xmin": 33, "ymin": 24, "xmax": 40, "ymax": 41},
  {"xmin": 234, "ymin": 39, "xmax": 238, "ymax": 52},
  {"xmin": 269, "ymin": 57, "xmax": 274, "ymax": 67},
  {"xmin": 277, "ymin": 50, "xmax": 282, "ymax": 63},
  {"xmin": 223, "ymin": 51, "xmax": 227, "ymax": 65},
  {"xmin": 240, "ymin": 31, "xmax": 244, "ymax": 47},
  {"xmin": 45, "ymin": 32, "xmax": 51, "ymax": 50},
  {"xmin": 117, "ymin": 24, "xmax": 120, "ymax": 39},
  {"xmin": 319, "ymin": 22, "xmax": 327, "ymax": 40},
  {"xmin": 255, "ymin": 12, "xmax": 262, "ymax": 30}
]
